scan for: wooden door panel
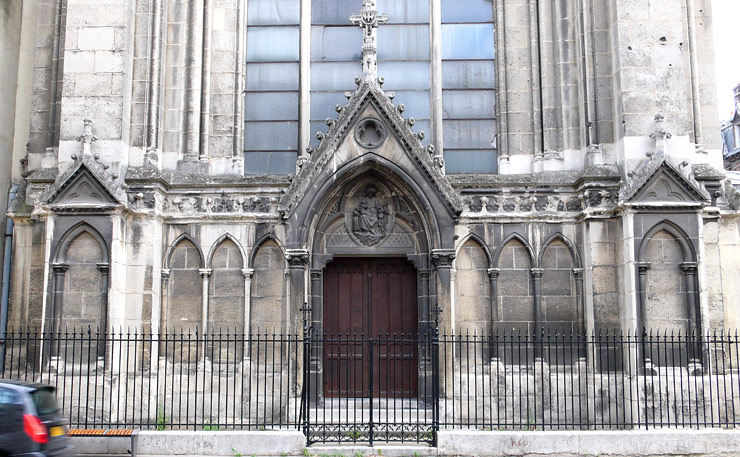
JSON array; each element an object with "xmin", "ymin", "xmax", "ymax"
[{"xmin": 323, "ymin": 258, "xmax": 417, "ymax": 398}]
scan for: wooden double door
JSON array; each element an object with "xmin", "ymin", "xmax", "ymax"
[{"xmin": 323, "ymin": 257, "xmax": 418, "ymax": 398}]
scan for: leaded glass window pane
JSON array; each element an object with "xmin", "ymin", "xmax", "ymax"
[
  {"xmin": 246, "ymin": 27, "xmax": 300, "ymax": 62},
  {"xmin": 312, "ymin": 0, "xmax": 357, "ymax": 25},
  {"xmin": 442, "ymin": 90, "xmax": 495, "ymax": 119},
  {"xmin": 246, "ymin": 63, "xmax": 299, "ymax": 91},
  {"xmin": 247, "ymin": 0, "xmax": 300, "ymax": 26},
  {"xmin": 378, "ymin": 25, "xmax": 430, "ymax": 60},
  {"xmin": 441, "ymin": 61, "xmax": 495, "ymax": 89},
  {"xmin": 378, "ymin": 62, "xmax": 430, "ymax": 90},
  {"xmin": 443, "ymin": 120, "xmax": 496, "ymax": 149},
  {"xmin": 244, "ymin": 121, "xmax": 299, "ymax": 150},
  {"xmin": 442, "ymin": 0, "xmax": 496, "ymax": 174},
  {"xmin": 311, "ymin": 26, "xmax": 363, "ymax": 62},
  {"xmin": 441, "ymin": 24, "xmax": 495, "ymax": 60},
  {"xmin": 310, "ymin": 62, "xmax": 359, "ymax": 91},
  {"xmin": 445, "ymin": 150, "xmax": 498, "ymax": 173},
  {"xmin": 245, "ymin": 92, "xmax": 299, "ymax": 121},
  {"xmin": 377, "ymin": 0, "xmax": 430, "ymax": 24},
  {"xmin": 441, "ymin": 0, "xmax": 494, "ymax": 23}
]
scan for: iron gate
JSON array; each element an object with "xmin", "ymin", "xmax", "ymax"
[{"xmin": 300, "ymin": 305, "xmax": 440, "ymax": 446}]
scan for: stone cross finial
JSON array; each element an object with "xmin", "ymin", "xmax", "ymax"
[
  {"xmin": 75, "ymin": 118, "xmax": 97, "ymax": 156},
  {"xmin": 649, "ymin": 114, "xmax": 672, "ymax": 156},
  {"xmin": 349, "ymin": 0, "xmax": 389, "ymax": 82}
]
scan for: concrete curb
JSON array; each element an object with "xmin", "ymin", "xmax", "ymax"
[
  {"xmin": 131, "ymin": 431, "xmax": 306, "ymax": 457},
  {"xmin": 74, "ymin": 429, "xmax": 740, "ymax": 457},
  {"xmin": 71, "ymin": 436, "xmax": 132, "ymax": 455},
  {"xmin": 436, "ymin": 429, "xmax": 740, "ymax": 456}
]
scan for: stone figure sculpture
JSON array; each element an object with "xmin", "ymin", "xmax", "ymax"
[{"xmin": 353, "ymin": 185, "xmax": 389, "ymax": 245}]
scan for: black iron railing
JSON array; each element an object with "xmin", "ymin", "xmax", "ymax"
[{"xmin": 1, "ymin": 327, "xmax": 739, "ymax": 445}]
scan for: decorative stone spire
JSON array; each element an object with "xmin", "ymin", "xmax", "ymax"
[
  {"xmin": 649, "ymin": 114, "xmax": 672, "ymax": 156},
  {"xmin": 349, "ymin": 0, "xmax": 389, "ymax": 82},
  {"xmin": 75, "ymin": 118, "xmax": 97, "ymax": 156}
]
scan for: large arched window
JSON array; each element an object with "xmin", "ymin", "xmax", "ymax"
[{"xmin": 243, "ymin": 0, "xmax": 496, "ymax": 175}]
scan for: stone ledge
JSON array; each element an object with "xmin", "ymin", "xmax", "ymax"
[
  {"xmin": 436, "ymin": 429, "xmax": 740, "ymax": 456},
  {"xmin": 131, "ymin": 431, "xmax": 306, "ymax": 457}
]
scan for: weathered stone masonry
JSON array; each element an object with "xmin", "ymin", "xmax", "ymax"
[{"xmin": 2, "ymin": 0, "xmax": 740, "ymax": 354}]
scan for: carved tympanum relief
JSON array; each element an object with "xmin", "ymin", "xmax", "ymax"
[{"xmin": 352, "ymin": 185, "xmax": 389, "ymax": 245}]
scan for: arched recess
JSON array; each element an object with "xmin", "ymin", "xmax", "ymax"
[
  {"xmin": 454, "ymin": 235, "xmax": 492, "ymax": 333},
  {"xmin": 250, "ymin": 238, "xmax": 287, "ymax": 331},
  {"xmin": 539, "ymin": 234, "xmax": 580, "ymax": 334},
  {"xmin": 493, "ymin": 233, "xmax": 536, "ymax": 334},
  {"xmin": 637, "ymin": 221, "xmax": 698, "ymax": 335},
  {"xmin": 51, "ymin": 222, "xmax": 110, "ymax": 359},
  {"xmin": 163, "ymin": 235, "xmax": 204, "ymax": 332},
  {"xmin": 208, "ymin": 236, "xmax": 246, "ymax": 333}
]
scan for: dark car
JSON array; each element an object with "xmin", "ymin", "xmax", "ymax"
[{"xmin": 0, "ymin": 380, "xmax": 73, "ymax": 457}]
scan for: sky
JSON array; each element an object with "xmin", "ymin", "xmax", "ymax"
[{"xmin": 713, "ymin": 0, "xmax": 740, "ymax": 120}]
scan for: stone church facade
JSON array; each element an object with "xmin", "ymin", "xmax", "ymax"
[{"xmin": 3, "ymin": 0, "xmax": 740, "ymax": 349}]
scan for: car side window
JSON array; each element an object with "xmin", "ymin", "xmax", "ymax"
[{"xmin": 0, "ymin": 386, "xmax": 17, "ymax": 415}]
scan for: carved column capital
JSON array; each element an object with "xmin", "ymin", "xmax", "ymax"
[
  {"xmin": 679, "ymin": 262, "xmax": 698, "ymax": 274},
  {"xmin": 52, "ymin": 264, "xmax": 69, "ymax": 275},
  {"xmin": 530, "ymin": 268, "xmax": 544, "ymax": 279},
  {"xmin": 285, "ymin": 249, "xmax": 310, "ymax": 268},
  {"xmin": 161, "ymin": 268, "xmax": 171, "ymax": 279},
  {"xmin": 310, "ymin": 269, "xmax": 322, "ymax": 280},
  {"xmin": 418, "ymin": 269, "xmax": 431, "ymax": 279},
  {"xmin": 487, "ymin": 268, "xmax": 500, "ymax": 280},
  {"xmin": 199, "ymin": 268, "xmax": 213, "ymax": 279},
  {"xmin": 96, "ymin": 263, "xmax": 110, "ymax": 274},
  {"xmin": 241, "ymin": 268, "xmax": 255, "ymax": 279},
  {"xmin": 572, "ymin": 268, "xmax": 584, "ymax": 279},
  {"xmin": 636, "ymin": 262, "xmax": 652, "ymax": 274},
  {"xmin": 431, "ymin": 249, "xmax": 456, "ymax": 268}
]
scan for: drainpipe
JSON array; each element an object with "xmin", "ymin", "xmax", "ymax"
[{"xmin": 0, "ymin": 185, "xmax": 20, "ymax": 368}]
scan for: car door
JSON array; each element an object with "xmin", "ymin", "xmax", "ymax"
[{"xmin": 0, "ymin": 386, "xmax": 24, "ymax": 454}]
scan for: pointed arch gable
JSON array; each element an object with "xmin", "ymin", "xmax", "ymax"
[
  {"xmin": 638, "ymin": 220, "xmax": 696, "ymax": 263},
  {"xmin": 164, "ymin": 233, "xmax": 205, "ymax": 269},
  {"xmin": 293, "ymin": 153, "xmax": 446, "ymax": 251},
  {"xmin": 53, "ymin": 222, "xmax": 109, "ymax": 265},
  {"xmin": 538, "ymin": 233, "xmax": 581, "ymax": 269},
  {"xmin": 250, "ymin": 233, "xmax": 287, "ymax": 268},
  {"xmin": 206, "ymin": 233, "xmax": 247, "ymax": 269},
  {"xmin": 455, "ymin": 233, "xmax": 493, "ymax": 268},
  {"xmin": 493, "ymin": 233, "xmax": 536, "ymax": 269}
]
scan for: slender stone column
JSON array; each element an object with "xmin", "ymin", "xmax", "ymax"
[
  {"xmin": 97, "ymin": 263, "xmax": 110, "ymax": 356},
  {"xmin": 487, "ymin": 268, "xmax": 500, "ymax": 323},
  {"xmin": 309, "ymin": 269, "xmax": 323, "ymax": 335},
  {"xmin": 430, "ymin": 0, "xmax": 444, "ymax": 169},
  {"xmin": 680, "ymin": 261, "xmax": 702, "ymax": 368},
  {"xmin": 145, "ymin": 0, "xmax": 164, "ymax": 166},
  {"xmin": 242, "ymin": 269, "xmax": 254, "ymax": 338},
  {"xmin": 635, "ymin": 262, "xmax": 651, "ymax": 331},
  {"xmin": 419, "ymin": 269, "xmax": 432, "ymax": 331},
  {"xmin": 431, "ymin": 249, "xmax": 455, "ymax": 332},
  {"xmin": 199, "ymin": 268, "xmax": 212, "ymax": 332},
  {"xmin": 531, "ymin": 268, "xmax": 544, "ymax": 357},
  {"xmin": 573, "ymin": 268, "xmax": 585, "ymax": 334},
  {"xmin": 51, "ymin": 264, "xmax": 69, "ymax": 336},
  {"xmin": 286, "ymin": 250, "xmax": 310, "ymax": 333},
  {"xmin": 159, "ymin": 269, "xmax": 171, "ymax": 331},
  {"xmin": 635, "ymin": 262, "xmax": 656, "ymax": 373}
]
